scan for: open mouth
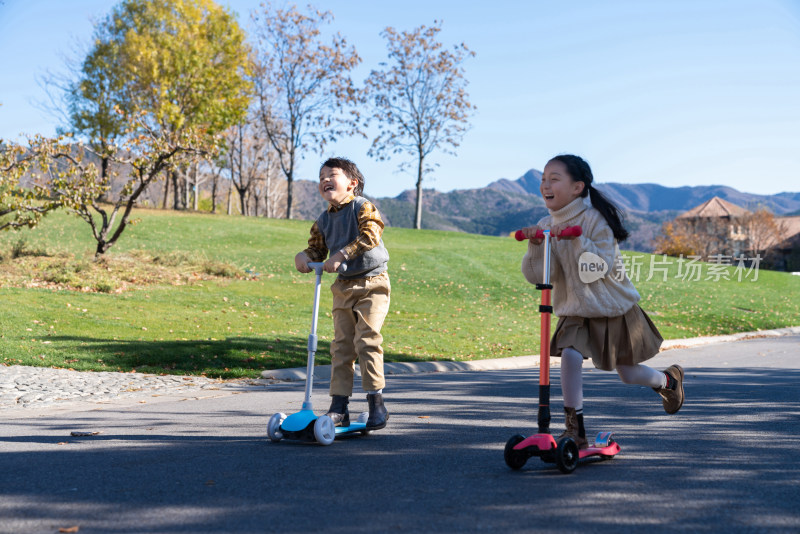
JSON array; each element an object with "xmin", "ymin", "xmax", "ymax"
[
  {"xmin": 323, "ymin": 184, "xmax": 335, "ymax": 192},
  {"xmin": 544, "ymin": 194, "xmax": 555, "ymax": 201}
]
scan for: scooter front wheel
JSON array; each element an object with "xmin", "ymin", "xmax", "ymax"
[
  {"xmin": 556, "ymin": 437, "xmax": 579, "ymax": 474},
  {"xmin": 267, "ymin": 412, "xmax": 286, "ymax": 442},
  {"xmin": 504, "ymin": 434, "xmax": 528, "ymax": 470},
  {"xmin": 314, "ymin": 415, "xmax": 336, "ymax": 445}
]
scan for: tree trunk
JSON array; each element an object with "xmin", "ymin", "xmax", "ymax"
[
  {"xmin": 286, "ymin": 154, "xmax": 295, "ymax": 219},
  {"xmin": 238, "ymin": 187, "xmax": 248, "ymax": 216},
  {"xmin": 184, "ymin": 169, "xmax": 191, "ymax": 210},
  {"xmin": 192, "ymin": 162, "xmax": 199, "ymax": 211},
  {"xmin": 97, "ymin": 156, "xmax": 110, "ymax": 204},
  {"xmin": 162, "ymin": 170, "xmax": 170, "ymax": 209},
  {"xmin": 414, "ymin": 155, "xmax": 424, "ymax": 230},
  {"xmin": 265, "ymin": 171, "xmax": 271, "ymax": 218},
  {"xmin": 172, "ymin": 170, "xmax": 180, "ymax": 210},
  {"xmin": 211, "ymin": 175, "xmax": 218, "ymax": 214},
  {"xmin": 226, "ymin": 182, "xmax": 232, "ymax": 215}
]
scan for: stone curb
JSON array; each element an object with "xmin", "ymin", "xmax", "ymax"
[{"xmin": 260, "ymin": 326, "xmax": 800, "ymax": 382}]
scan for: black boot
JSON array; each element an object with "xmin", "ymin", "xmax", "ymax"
[
  {"xmin": 366, "ymin": 393, "xmax": 388, "ymax": 430},
  {"xmin": 325, "ymin": 395, "xmax": 350, "ymax": 427}
]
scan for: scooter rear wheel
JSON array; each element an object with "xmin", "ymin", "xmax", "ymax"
[
  {"xmin": 556, "ymin": 437, "xmax": 579, "ymax": 474},
  {"xmin": 504, "ymin": 434, "xmax": 527, "ymax": 470}
]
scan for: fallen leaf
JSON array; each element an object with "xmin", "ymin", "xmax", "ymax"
[
  {"xmin": 70, "ymin": 431, "xmax": 100, "ymax": 437},
  {"xmin": 59, "ymin": 527, "xmax": 79, "ymax": 533},
  {"xmin": 418, "ymin": 416, "xmax": 430, "ymax": 419},
  {"xmin": 57, "ymin": 442, "xmax": 69, "ymax": 445}
]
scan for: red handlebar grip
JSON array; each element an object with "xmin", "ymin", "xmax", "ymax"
[
  {"xmin": 516, "ymin": 226, "xmax": 583, "ymax": 240},
  {"xmin": 559, "ymin": 226, "xmax": 583, "ymax": 238}
]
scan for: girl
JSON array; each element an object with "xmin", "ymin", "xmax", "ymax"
[{"xmin": 520, "ymin": 154, "xmax": 683, "ymax": 449}]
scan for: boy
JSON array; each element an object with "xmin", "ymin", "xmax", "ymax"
[{"xmin": 294, "ymin": 157, "xmax": 391, "ymax": 430}]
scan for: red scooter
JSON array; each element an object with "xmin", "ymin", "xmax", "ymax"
[{"xmin": 504, "ymin": 226, "xmax": 620, "ymax": 474}]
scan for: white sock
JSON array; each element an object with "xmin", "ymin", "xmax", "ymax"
[
  {"xmin": 560, "ymin": 348, "xmax": 584, "ymax": 410},
  {"xmin": 366, "ymin": 389, "xmax": 382, "ymax": 395},
  {"xmin": 617, "ymin": 364, "xmax": 666, "ymax": 388}
]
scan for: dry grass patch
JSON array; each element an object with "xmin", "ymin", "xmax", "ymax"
[{"xmin": 0, "ymin": 243, "xmax": 251, "ymax": 293}]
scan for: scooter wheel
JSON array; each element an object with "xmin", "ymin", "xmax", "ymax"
[
  {"xmin": 504, "ymin": 434, "xmax": 527, "ymax": 470},
  {"xmin": 556, "ymin": 437, "xmax": 579, "ymax": 474},
  {"xmin": 314, "ymin": 415, "xmax": 336, "ymax": 446},
  {"xmin": 267, "ymin": 412, "xmax": 286, "ymax": 442}
]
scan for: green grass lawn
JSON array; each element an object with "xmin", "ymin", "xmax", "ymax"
[{"xmin": 1, "ymin": 208, "xmax": 798, "ymax": 378}]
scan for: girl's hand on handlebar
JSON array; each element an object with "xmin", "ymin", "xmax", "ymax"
[
  {"xmin": 520, "ymin": 225, "xmax": 543, "ymax": 245},
  {"xmin": 551, "ymin": 223, "xmax": 579, "ymax": 241},
  {"xmin": 295, "ymin": 252, "xmax": 313, "ymax": 273},
  {"xmin": 323, "ymin": 251, "xmax": 346, "ymax": 273}
]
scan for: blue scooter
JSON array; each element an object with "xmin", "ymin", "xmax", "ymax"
[{"xmin": 267, "ymin": 262, "xmax": 370, "ymax": 445}]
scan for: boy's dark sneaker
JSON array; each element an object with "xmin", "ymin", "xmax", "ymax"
[
  {"xmin": 325, "ymin": 395, "xmax": 350, "ymax": 427},
  {"xmin": 655, "ymin": 364, "xmax": 684, "ymax": 414},
  {"xmin": 366, "ymin": 393, "xmax": 388, "ymax": 430}
]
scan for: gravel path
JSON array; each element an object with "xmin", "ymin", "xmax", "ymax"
[{"xmin": 0, "ymin": 365, "xmax": 247, "ymax": 409}]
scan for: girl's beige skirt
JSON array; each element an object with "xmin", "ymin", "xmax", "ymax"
[{"xmin": 551, "ymin": 304, "xmax": 663, "ymax": 371}]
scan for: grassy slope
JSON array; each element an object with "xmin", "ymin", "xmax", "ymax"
[{"xmin": 1, "ymin": 209, "xmax": 798, "ymax": 378}]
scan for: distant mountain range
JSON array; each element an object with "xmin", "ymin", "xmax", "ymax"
[{"xmin": 292, "ymin": 170, "xmax": 800, "ymax": 252}]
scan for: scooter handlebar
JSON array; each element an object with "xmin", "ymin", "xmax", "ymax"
[
  {"xmin": 307, "ymin": 261, "xmax": 348, "ymax": 274},
  {"xmin": 514, "ymin": 225, "xmax": 583, "ymax": 241}
]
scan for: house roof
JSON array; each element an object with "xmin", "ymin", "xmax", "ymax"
[
  {"xmin": 769, "ymin": 216, "xmax": 800, "ymax": 250},
  {"xmin": 677, "ymin": 196, "xmax": 751, "ymax": 219}
]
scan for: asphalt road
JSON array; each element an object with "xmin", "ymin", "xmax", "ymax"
[{"xmin": 1, "ymin": 335, "xmax": 799, "ymax": 533}]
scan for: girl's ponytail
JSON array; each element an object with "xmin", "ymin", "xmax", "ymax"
[
  {"xmin": 587, "ymin": 184, "xmax": 629, "ymax": 242},
  {"xmin": 549, "ymin": 154, "xmax": 630, "ymax": 242}
]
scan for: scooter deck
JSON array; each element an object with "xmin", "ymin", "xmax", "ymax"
[
  {"xmin": 335, "ymin": 411, "xmax": 373, "ymax": 437},
  {"xmin": 275, "ymin": 409, "xmax": 373, "ymax": 442},
  {"xmin": 513, "ymin": 431, "xmax": 620, "ymax": 461},
  {"xmin": 335, "ymin": 422, "xmax": 369, "ymax": 436}
]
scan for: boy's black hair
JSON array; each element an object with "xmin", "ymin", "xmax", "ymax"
[
  {"xmin": 549, "ymin": 154, "xmax": 630, "ymax": 242},
  {"xmin": 321, "ymin": 157, "xmax": 364, "ymax": 196}
]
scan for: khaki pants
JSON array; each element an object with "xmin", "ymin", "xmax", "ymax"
[{"xmin": 329, "ymin": 272, "xmax": 391, "ymax": 396}]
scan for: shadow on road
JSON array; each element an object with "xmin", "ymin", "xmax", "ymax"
[{"xmin": 1, "ymin": 365, "xmax": 799, "ymax": 532}]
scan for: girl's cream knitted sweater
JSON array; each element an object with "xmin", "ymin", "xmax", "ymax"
[{"xmin": 521, "ymin": 197, "xmax": 640, "ymax": 318}]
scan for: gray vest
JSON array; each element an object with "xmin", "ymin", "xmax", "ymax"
[{"xmin": 317, "ymin": 196, "xmax": 389, "ymax": 280}]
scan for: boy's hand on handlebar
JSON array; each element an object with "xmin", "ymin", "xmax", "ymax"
[
  {"xmin": 323, "ymin": 251, "xmax": 346, "ymax": 273},
  {"xmin": 520, "ymin": 225, "xmax": 543, "ymax": 245},
  {"xmin": 295, "ymin": 252, "xmax": 313, "ymax": 273}
]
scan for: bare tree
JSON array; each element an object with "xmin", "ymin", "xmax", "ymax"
[
  {"xmin": 262, "ymin": 150, "xmax": 286, "ymax": 218},
  {"xmin": 248, "ymin": 147, "xmax": 287, "ymax": 219},
  {"xmin": 201, "ymin": 153, "xmax": 227, "ymax": 214},
  {"xmin": 250, "ymin": 2, "xmax": 361, "ymax": 219},
  {"xmin": 365, "ymin": 21, "xmax": 475, "ymax": 229},
  {"xmin": 226, "ymin": 121, "xmax": 268, "ymax": 216}
]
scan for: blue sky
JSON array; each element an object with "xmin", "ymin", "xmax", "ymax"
[{"xmin": 1, "ymin": 0, "xmax": 799, "ymax": 198}]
